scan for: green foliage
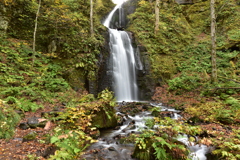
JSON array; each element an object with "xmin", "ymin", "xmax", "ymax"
[
  {"xmin": 129, "ymin": 1, "xmax": 239, "ymax": 160},
  {"xmin": 49, "ymin": 127, "xmax": 95, "ymax": 160},
  {"xmin": 224, "ymin": 96, "xmax": 239, "ymax": 109},
  {"xmin": 0, "ymin": 99, "xmax": 20, "ymax": 139},
  {"xmin": 4, "ymin": 96, "xmax": 43, "ymax": 112},
  {"xmin": 58, "ymin": 105, "xmax": 93, "ymax": 131},
  {"xmin": 127, "ymin": 0, "xmax": 194, "ymax": 82},
  {"xmin": 0, "ymin": 38, "xmax": 72, "ymax": 112},
  {"xmin": 168, "ymin": 73, "xmax": 201, "ymax": 92},
  {"xmin": 26, "ymin": 154, "xmax": 41, "ymax": 160},
  {"xmin": 4, "ymin": 0, "xmax": 114, "ymax": 84},
  {"xmin": 212, "ymin": 129, "xmax": 240, "ymax": 160},
  {"xmin": 44, "ymin": 78, "xmax": 69, "ymax": 92},
  {"xmin": 133, "ymin": 117, "xmax": 201, "ymax": 160},
  {"xmin": 185, "ymin": 101, "xmax": 239, "ymax": 124},
  {"xmin": 167, "ymin": 38, "xmax": 240, "ymax": 96},
  {"xmin": 145, "ymin": 118, "xmax": 155, "ymax": 129},
  {"xmin": 49, "ymin": 89, "xmax": 116, "ymax": 158},
  {"xmin": 150, "ymin": 55, "xmax": 177, "ymax": 82},
  {"xmin": 58, "ymin": 89, "xmax": 116, "ymax": 130},
  {"xmin": 97, "ymin": 89, "xmax": 116, "ymax": 107},
  {"xmin": 152, "ymin": 137, "xmax": 174, "ymax": 160}
]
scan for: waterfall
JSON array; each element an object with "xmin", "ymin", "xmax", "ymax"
[{"xmin": 103, "ymin": 2, "xmax": 139, "ymax": 102}]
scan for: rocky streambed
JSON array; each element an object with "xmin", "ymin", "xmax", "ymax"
[{"xmin": 81, "ymin": 102, "xmax": 212, "ymax": 160}]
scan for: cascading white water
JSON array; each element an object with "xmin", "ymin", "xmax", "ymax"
[
  {"xmin": 103, "ymin": 2, "xmax": 138, "ymax": 102},
  {"xmin": 82, "ymin": 2, "xmax": 211, "ymax": 160}
]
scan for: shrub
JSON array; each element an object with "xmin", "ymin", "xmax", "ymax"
[
  {"xmin": 49, "ymin": 127, "xmax": 96, "ymax": 160},
  {"xmin": 185, "ymin": 102, "xmax": 237, "ymax": 124},
  {"xmin": 212, "ymin": 129, "xmax": 240, "ymax": 160},
  {"xmin": 168, "ymin": 73, "xmax": 201, "ymax": 92},
  {"xmin": 0, "ymin": 99, "xmax": 20, "ymax": 139}
]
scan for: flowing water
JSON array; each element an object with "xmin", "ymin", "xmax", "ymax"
[
  {"xmin": 103, "ymin": 2, "xmax": 138, "ymax": 102},
  {"xmin": 81, "ymin": 103, "xmax": 212, "ymax": 160},
  {"xmin": 81, "ymin": 2, "xmax": 212, "ymax": 160}
]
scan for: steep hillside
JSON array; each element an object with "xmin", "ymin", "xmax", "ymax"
[
  {"xmin": 127, "ymin": 0, "xmax": 240, "ymax": 159},
  {"xmin": 0, "ymin": 0, "xmax": 118, "ymax": 159},
  {"xmin": 1, "ymin": 0, "xmax": 114, "ymax": 91}
]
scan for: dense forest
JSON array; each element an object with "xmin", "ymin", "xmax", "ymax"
[{"xmin": 0, "ymin": 0, "xmax": 239, "ymax": 159}]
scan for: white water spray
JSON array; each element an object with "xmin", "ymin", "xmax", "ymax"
[{"xmin": 103, "ymin": 2, "xmax": 139, "ymax": 102}]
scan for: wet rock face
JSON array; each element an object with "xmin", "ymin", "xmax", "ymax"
[
  {"xmin": 107, "ymin": 0, "xmax": 139, "ymax": 29},
  {"xmin": 97, "ymin": 29, "xmax": 114, "ymax": 94}
]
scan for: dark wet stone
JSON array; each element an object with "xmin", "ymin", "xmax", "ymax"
[
  {"xmin": 114, "ymin": 126, "xmax": 121, "ymax": 130},
  {"xmin": 19, "ymin": 122, "xmax": 29, "ymax": 130},
  {"xmin": 131, "ymin": 120, "xmax": 135, "ymax": 124},
  {"xmin": 122, "ymin": 124, "xmax": 136, "ymax": 132},
  {"xmin": 27, "ymin": 117, "xmax": 39, "ymax": 128},
  {"xmin": 27, "ymin": 117, "xmax": 47, "ymax": 128},
  {"xmin": 41, "ymin": 146, "xmax": 57, "ymax": 158},
  {"xmin": 23, "ymin": 131, "xmax": 37, "ymax": 142},
  {"xmin": 113, "ymin": 134, "xmax": 121, "ymax": 139},
  {"xmin": 142, "ymin": 105, "xmax": 149, "ymax": 110},
  {"xmin": 108, "ymin": 147, "xmax": 116, "ymax": 151},
  {"xmin": 62, "ymin": 102, "xmax": 67, "ymax": 106},
  {"xmin": 206, "ymin": 152, "xmax": 219, "ymax": 160},
  {"xmin": 116, "ymin": 114, "xmax": 125, "ymax": 125},
  {"xmin": 160, "ymin": 111, "xmax": 174, "ymax": 118}
]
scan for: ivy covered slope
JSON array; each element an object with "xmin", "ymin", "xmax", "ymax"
[
  {"xmin": 128, "ymin": 0, "xmax": 240, "ymax": 160},
  {"xmin": 0, "ymin": 0, "xmax": 119, "ymax": 159}
]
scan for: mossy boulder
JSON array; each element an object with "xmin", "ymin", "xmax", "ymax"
[
  {"xmin": 23, "ymin": 131, "xmax": 37, "ymax": 142},
  {"xmin": 91, "ymin": 107, "xmax": 117, "ymax": 129}
]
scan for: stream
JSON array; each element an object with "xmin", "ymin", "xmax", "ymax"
[{"xmin": 81, "ymin": 102, "xmax": 212, "ymax": 160}]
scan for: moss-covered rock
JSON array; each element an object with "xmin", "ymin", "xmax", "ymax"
[
  {"xmin": 91, "ymin": 107, "xmax": 117, "ymax": 129},
  {"xmin": 22, "ymin": 131, "xmax": 37, "ymax": 142}
]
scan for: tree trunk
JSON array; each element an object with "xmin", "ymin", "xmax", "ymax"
[
  {"xmin": 33, "ymin": 0, "xmax": 41, "ymax": 66},
  {"xmin": 155, "ymin": 0, "xmax": 160, "ymax": 35},
  {"xmin": 90, "ymin": 0, "xmax": 94, "ymax": 37},
  {"xmin": 210, "ymin": 0, "xmax": 217, "ymax": 83}
]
